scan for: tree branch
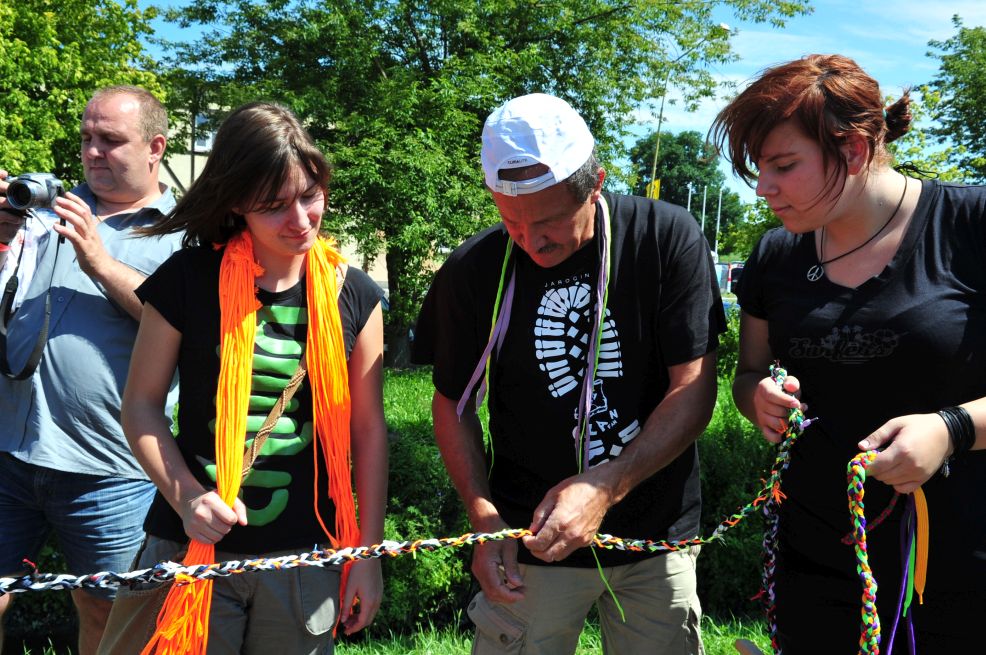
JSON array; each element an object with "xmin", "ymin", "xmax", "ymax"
[
  {"xmin": 507, "ymin": 3, "xmax": 636, "ymax": 49},
  {"xmin": 403, "ymin": 7, "xmax": 434, "ymax": 75}
]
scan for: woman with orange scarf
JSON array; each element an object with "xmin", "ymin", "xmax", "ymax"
[{"xmin": 103, "ymin": 102, "xmax": 387, "ymax": 654}]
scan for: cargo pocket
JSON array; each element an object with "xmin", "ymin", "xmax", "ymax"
[
  {"xmin": 467, "ymin": 591, "xmax": 525, "ymax": 653},
  {"xmin": 684, "ymin": 602, "xmax": 705, "ymax": 655},
  {"xmin": 299, "ymin": 564, "xmax": 341, "ymax": 636}
]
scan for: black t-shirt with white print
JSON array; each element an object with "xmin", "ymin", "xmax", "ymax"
[
  {"xmin": 136, "ymin": 245, "xmax": 382, "ymax": 554},
  {"xmin": 413, "ymin": 192, "xmax": 725, "ymax": 567},
  {"xmin": 736, "ymin": 180, "xmax": 986, "ymax": 593}
]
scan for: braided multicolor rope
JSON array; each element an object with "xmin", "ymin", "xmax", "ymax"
[
  {"xmin": 848, "ymin": 450, "xmax": 882, "ymax": 654},
  {"xmin": 0, "ymin": 358, "xmax": 823, "ymax": 600},
  {"xmin": 0, "ymin": 444, "xmax": 819, "ymax": 598},
  {"xmin": 0, "ymin": 532, "xmax": 534, "ymax": 595},
  {"xmin": 758, "ymin": 363, "xmax": 814, "ymax": 655},
  {"xmin": 0, "ymin": 474, "xmax": 796, "ymax": 597}
]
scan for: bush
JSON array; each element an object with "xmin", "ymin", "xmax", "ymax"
[
  {"xmin": 5, "ymin": 539, "xmax": 77, "ymax": 651},
  {"xmin": 367, "ymin": 368, "xmax": 472, "ymax": 637},
  {"xmin": 716, "ymin": 304, "xmax": 740, "ymax": 381},
  {"xmin": 696, "ymin": 377, "xmax": 774, "ymax": 616},
  {"xmin": 699, "ymin": 307, "xmax": 776, "ymax": 617}
]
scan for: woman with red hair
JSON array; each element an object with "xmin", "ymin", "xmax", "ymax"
[{"xmin": 712, "ymin": 54, "xmax": 986, "ymax": 652}]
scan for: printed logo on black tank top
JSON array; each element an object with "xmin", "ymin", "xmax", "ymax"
[
  {"xmin": 533, "ymin": 274, "xmax": 641, "ymax": 466},
  {"xmin": 789, "ymin": 325, "xmax": 900, "ymax": 363}
]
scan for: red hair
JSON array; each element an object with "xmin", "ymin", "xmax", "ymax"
[{"xmin": 710, "ymin": 54, "xmax": 911, "ymax": 194}]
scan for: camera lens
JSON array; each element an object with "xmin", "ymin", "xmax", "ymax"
[{"xmin": 7, "ymin": 179, "xmax": 38, "ymax": 210}]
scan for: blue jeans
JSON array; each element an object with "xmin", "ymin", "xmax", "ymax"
[{"xmin": 0, "ymin": 453, "xmax": 156, "ymax": 600}]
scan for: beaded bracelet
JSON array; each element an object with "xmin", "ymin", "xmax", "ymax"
[{"xmin": 937, "ymin": 406, "xmax": 976, "ymax": 476}]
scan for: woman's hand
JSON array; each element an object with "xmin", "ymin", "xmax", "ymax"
[
  {"xmin": 340, "ymin": 559, "xmax": 383, "ymax": 635},
  {"xmin": 751, "ymin": 374, "xmax": 805, "ymax": 443},
  {"xmin": 859, "ymin": 413, "xmax": 952, "ymax": 493},
  {"xmin": 181, "ymin": 491, "xmax": 248, "ymax": 545}
]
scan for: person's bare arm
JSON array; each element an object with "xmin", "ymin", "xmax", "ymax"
[
  {"xmin": 122, "ymin": 303, "xmax": 245, "ymax": 544},
  {"xmin": 52, "ymin": 192, "xmax": 148, "ymax": 320},
  {"xmin": 341, "ymin": 303, "xmax": 387, "ymax": 634},
  {"xmin": 861, "ymin": 396, "xmax": 986, "ymax": 493},
  {"xmin": 732, "ymin": 311, "xmax": 803, "ymax": 443},
  {"xmin": 0, "ymin": 210, "xmax": 25, "ymax": 269},
  {"xmin": 0, "ymin": 170, "xmax": 27, "ymax": 268},
  {"xmin": 433, "ymin": 390, "xmax": 525, "ymax": 603}
]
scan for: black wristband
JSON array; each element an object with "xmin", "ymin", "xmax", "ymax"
[{"xmin": 938, "ymin": 406, "xmax": 976, "ymax": 463}]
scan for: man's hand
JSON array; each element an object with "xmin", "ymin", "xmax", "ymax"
[
  {"xmin": 521, "ymin": 468, "xmax": 613, "ymax": 563},
  {"xmin": 51, "ymin": 192, "xmax": 112, "ymax": 277},
  {"xmin": 0, "ymin": 210, "xmax": 25, "ymax": 245},
  {"xmin": 472, "ymin": 527, "xmax": 524, "ymax": 603},
  {"xmin": 432, "ymin": 392, "xmax": 526, "ymax": 601},
  {"xmin": 0, "ymin": 170, "xmax": 26, "ymax": 245}
]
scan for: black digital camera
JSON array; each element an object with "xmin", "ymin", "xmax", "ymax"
[{"xmin": 6, "ymin": 173, "xmax": 66, "ymax": 211}]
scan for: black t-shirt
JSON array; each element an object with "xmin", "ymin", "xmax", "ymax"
[
  {"xmin": 136, "ymin": 245, "xmax": 383, "ymax": 554},
  {"xmin": 737, "ymin": 180, "xmax": 986, "ymax": 592},
  {"xmin": 413, "ymin": 192, "xmax": 725, "ymax": 567}
]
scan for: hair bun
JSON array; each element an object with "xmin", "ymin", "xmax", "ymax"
[{"xmin": 884, "ymin": 90, "xmax": 913, "ymax": 143}]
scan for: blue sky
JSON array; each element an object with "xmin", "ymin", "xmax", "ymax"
[
  {"xmin": 140, "ymin": 1, "xmax": 986, "ymax": 203},
  {"xmin": 649, "ymin": 0, "xmax": 986, "ymax": 202}
]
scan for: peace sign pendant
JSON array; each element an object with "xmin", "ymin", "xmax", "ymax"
[{"xmin": 806, "ymin": 264, "xmax": 824, "ymax": 282}]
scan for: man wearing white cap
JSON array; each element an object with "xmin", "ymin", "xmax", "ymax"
[{"xmin": 413, "ymin": 93, "xmax": 724, "ymax": 653}]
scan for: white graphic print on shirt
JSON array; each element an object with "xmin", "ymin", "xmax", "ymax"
[{"xmin": 533, "ymin": 277, "xmax": 640, "ymax": 467}]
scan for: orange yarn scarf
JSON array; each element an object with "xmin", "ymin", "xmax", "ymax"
[{"xmin": 142, "ymin": 232, "xmax": 357, "ymax": 654}]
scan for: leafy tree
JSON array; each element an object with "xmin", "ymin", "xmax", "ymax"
[
  {"xmin": 628, "ymin": 130, "xmax": 747, "ymax": 252},
  {"xmin": 156, "ymin": 0, "xmax": 810, "ymax": 366},
  {"xmin": 0, "ymin": 0, "xmax": 162, "ymax": 182},
  {"xmin": 927, "ymin": 15, "xmax": 986, "ymax": 182},
  {"xmin": 720, "ymin": 199, "xmax": 781, "ymax": 260}
]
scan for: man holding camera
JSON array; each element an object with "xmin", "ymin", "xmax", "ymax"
[{"xmin": 0, "ymin": 86, "xmax": 181, "ymax": 654}]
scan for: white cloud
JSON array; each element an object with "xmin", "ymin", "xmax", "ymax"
[{"xmin": 854, "ymin": 0, "xmax": 986, "ymax": 42}]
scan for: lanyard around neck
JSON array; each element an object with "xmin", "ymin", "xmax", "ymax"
[
  {"xmin": 574, "ymin": 195, "xmax": 612, "ymax": 471},
  {"xmin": 457, "ymin": 195, "xmax": 613, "ymax": 471}
]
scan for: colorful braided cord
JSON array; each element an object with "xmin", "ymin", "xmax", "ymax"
[
  {"xmin": 758, "ymin": 363, "xmax": 814, "ymax": 654},
  {"xmin": 848, "ymin": 450, "xmax": 881, "ymax": 654}
]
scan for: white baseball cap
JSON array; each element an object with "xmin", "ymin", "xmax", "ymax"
[{"xmin": 481, "ymin": 93, "xmax": 595, "ymax": 196}]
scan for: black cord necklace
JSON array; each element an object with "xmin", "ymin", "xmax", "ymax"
[{"xmin": 806, "ymin": 177, "xmax": 909, "ymax": 282}]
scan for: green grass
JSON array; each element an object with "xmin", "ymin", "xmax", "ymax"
[
  {"xmin": 12, "ymin": 616, "xmax": 769, "ymax": 654},
  {"xmin": 335, "ymin": 615, "xmax": 769, "ymax": 654}
]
